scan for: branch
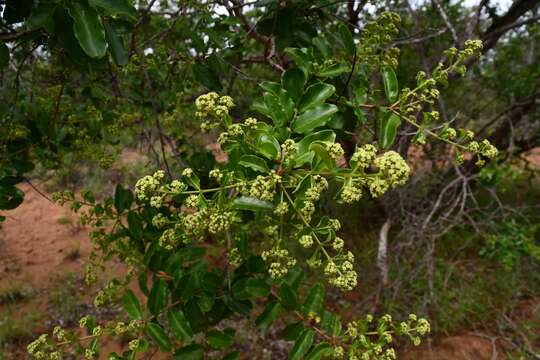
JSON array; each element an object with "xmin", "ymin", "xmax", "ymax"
[
  {"xmin": 481, "ymin": 0, "xmax": 540, "ymax": 51},
  {"xmin": 432, "ymin": 0, "xmax": 459, "ymax": 45},
  {"xmin": 0, "ymin": 29, "xmax": 40, "ymax": 42}
]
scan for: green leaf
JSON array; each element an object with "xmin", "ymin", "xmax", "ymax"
[
  {"xmin": 283, "ymin": 266, "xmax": 305, "ymax": 290},
  {"xmin": 207, "ymin": 330, "xmax": 234, "ymax": 350},
  {"xmin": 282, "ymin": 68, "xmax": 306, "ymax": 101},
  {"xmin": 174, "ymin": 344, "xmax": 204, "ymax": 360},
  {"xmin": 309, "ymin": 142, "xmax": 335, "ymax": 170},
  {"xmin": 255, "ymin": 300, "xmax": 281, "ymax": 329},
  {"xmin": 148, "ymin": 278, "xmax": 169, "ymax": 315},
  {"xmin": 379, "ymin": 112, "xmax": 401, "ymax": 149},
  {"xmin": 260, "ymin": 81, "xmax": 282, "ymax": 94},
  {"xmin": 278, "ymin": 283, "xmax": 298, "ymax": 310},
  {"xmin": 26, "ymin": 3, "xmax": 55, "ymax": 31},
  {"xmin": 255, "ymin": 131, "xmax": 280, "ymax": 160},
  {"xmin": 168, "ymin": 308, "xmax": 193, "ymax": 341},
  {"xmin": 281, "ymin": 322, "xmax": 304, "ymax": 341},
  {"xmin": 88, "ymin": 0, "xmax": 137, "ymax": 18},
  {"xmin": 292, "ymin": 104, "xmax": 338, "ymax": 134},
  {"xmin": 298, "ymin": 83, "xmax": 336, "ymax": 113},
  {"xmin": 233, "ymin": 197, "xmax": 273, "ymax": 211},
  {"xmin": 339, "ymin": 24, "xmax": 355, "ymax": 56},
  {"xmin": 263, "ymin": 91, "xmax": 294, "ymax": 127},
  {"xmin": 104, "ymin": 22, "xmax": 128, "ymax": 66},
  {"xmin": 122, "ymin": 290, "xmax": 142, "ymax": 320},
  {"xmin": 289, "ymin": 329, "xmax": 314, "ymax": 360},
  {"xmin": 114, "ymin": 184, "xmax": 132, "ymax": 213},
  {"xmin": 302, "ymin": 283, "xmax": 325, "ymax": 315},
  {"xmin": 222, "ymin": 351, "xmax": 240, "ymax": 360},
  {"xmin": 382, "ymin": 66, "xmax": 399, "ymax": 103},
  {"xmin": 147, "ymin": 322, "xmax": 172, "ymax": 351},
  {"xmin": 305, "ymin": 342, "xmax": 333, "ymax": 360},
  {"xmin": 193, "ymin": 62, "xmax": 221, "ymax": 90},
  {"xmin": 295, "ymin": 130, "xmax": 336, "ymax": 166},
  {"xmin": 238, "ymin": 155, "xmax": 269, "ymax": 173},
  {"xmin": 245, "ymin": 278, "xmax": 270, "ymax": 298},
  {"xmin": 66, "ymin": 1, "xmax": 108, "ymax": 58},
  {"xmin": 0, "ymin": 184, "xmax": 24, "ymax": 210},
  {"xmin": 316, "ymin": 62, "xmax": 349, "ymax": 78}
]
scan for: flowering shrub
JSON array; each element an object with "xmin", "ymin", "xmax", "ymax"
[{"xmin": 27, "ymin": 13, "xmax": 498, "ymax": 360}]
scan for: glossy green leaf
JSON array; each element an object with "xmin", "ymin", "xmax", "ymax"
[
  {"xmin": 67, "ymin": 1, "xmax": 108, "ymax": 58},
  {"xmin": 255, "ymin": 131, "xmax": 280, "ymax": 160},
  {"xmin": 302, "ymin": 283, "xmax": 325, "ymax": 315},
  {"xmin": 305, "ymin": 342, "xmax": 333, "ymax": 360},
  {"xmin": 292, "ymin": 104, "xmax": 338, "ymax": 134},
  {"xmin": 238, "ymin": 155, "xmax": 269, "ymax": 173},
  {"xmin": 122, "ymin": 290, "xmax": 142, "ymax": 320},
  {"xmin": 0, "ymin": 184, "xmax": 24, "ymax": 210},
  {"xmin": 298, "ymin": 83, "xmax": 336, "ymax": 113},
  {"xmin": 104, "ymin": 22, "xmax": 128, "ymax": 66},
  {"xmin": 316, "ymin": 62, "xmax": 349, "ymax": 78},
  {"xmin": 295, "ymin": 130, "xmax": 336, "ymax": 166},
  {"xmin": 114, "ymin": 184, "xmax": 132, "ymax": 213},
  {"xmin": 283, "ymin": 267, "xmax": 305, "ymax": 290},
  {"xmin": 263, "ymin": 91, "xmax": 294, "ymax": 127},
  {"xmin": 339, "ymin": 24, "xmax": 355, "ymax": 56},
  {"xmin": 278, "ymin": 283, "xmax": 298, "ymax": 310},
  {"xmin": 245, "ymin": 278, "xmax": 270, "ymax": 298},
  {"xmin": 282, "ymin": 68, "xmax": 306, "ymax": 100},
  {"xmin": 379, "ymin": 112, "xmax": 401, "ymax": 149},
  {"xmin": 255, "ymin": 300, "xmax": 281, "ymax": 329},
  {"xmin": 281, "ymin": 322, "xmax": 304, "ymax": 341},
  {"xmin": 207, "ymin": 330, "xmax": 234, "ymax": 349},
  {"xmin": 89, "ymin": 0, "xmax": 137, "ymax": 18},
  {"xmin": 309, "ymin": 142, "xmax": 335, "ymax": 170},
  {"xmin": 147, "ymin": 322, "xmax": 172, "ymax": 351},
  {"xmin": 382, "ymin": 66, "xmax": 399, "ymax": 103},
  {"xmin": 168, "ymin": 308, "xmax": 193, "ymax": 341},
  {"xmin": 260, "ymin": 81, "xmax": 282, "ymax": 94},
  {"xmin": 26, "ymin": 3, "xmax": 55, "ymax": 31},
  {"xmin": 173, "ymin": 344, "xmax": 204, "ymax": 360},
  {"xmin": 233, "ymin": 196, "xmax": 273, "ymax": 211},
  {"xmin": 148, "ymin": 278, "xmax": 169, "ymax": 315},
  {"xmin": 289, "ymin": 329, "xmax": 314, "ymax": 360}
]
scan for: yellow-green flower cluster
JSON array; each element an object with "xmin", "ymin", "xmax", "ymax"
[
  {"xmin": 351, "ymin": 144, "xmax": 377, "ymax": 169},
  {"xmin": 326, "ymin": 142, "xmax": 344, "ymax": 160},
  {"xmin": 324, "ymin": 251, "xmax": 357, "ymax": 291},
  {"xmin": 374, "ymin": 151, "xmax": 410, "ymax": 186},
  {"xmin": 261, "ymin": 247, "xmax": 296, "ymax": 279},
  {"xmin": 299, "ymin": 234, "xmax": 314, "ymax": 248},
  {"xmin": 135, "ymin": 170, "xmax": 165, "ymax": 201},
  {"xmin": 274, "ymin": 202, "xmax": 289, "ymax": 215},
  {"xmin": 229, "ymin": 248, "xmax": 243, "ymax": 268},
  {"xmin": 246, "ymin": 172, "xmax": 281, "ymax": 201},
  {"xmin": 195, "ymin": 92, "xmax": 234, "ymax": 118},
  {"xmin": 159, "ymin": 228, "xmax": 181, "ymax": 250},
  {"xmin": 341, "ymin": 185, "xmax": 362, "ymax": 203},
  {"xmin": 27, "ymin": 334, "xmax": 59, "ymax": 360},
  {"xmin": 305, "ymin": 175, "xmax": 328, "ymax": 202}
]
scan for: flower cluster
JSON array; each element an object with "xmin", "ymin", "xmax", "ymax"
[
  {"xmin": 336, "ymin": 314, "xmax": 430, "ymax": 359},
  {"xmin": 367, "ymin": 151, "xmax": 410, "ymax": 198},
  {"xmin": 326, "ymin": 142, "xmax": 344, "ymax": 160},
  {"xmin": 246, "ymin": 172, "xmax": 281, "ymax": 201},
  {"xmin": 135, "ymin": 170, "xmax": 165, "ymax": 201},
  {"xmin": 261, "ymin": 247, "xmax": 296, "ymax": 279},
  {"xmin": 323, "ymin": 251, "xmax": 358, "ymax": 291},
  {"xmin": 350, "ymin": 144, "xmax": 378, "ymax": 169}
]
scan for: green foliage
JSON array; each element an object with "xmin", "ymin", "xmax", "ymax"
[
  {"xmin": 480, "ymin": 220, "xmax": 540, "ymax": 269},
  {"xmin": 0, "ymin": 0, "xmax": 525, "ymax": 358}
]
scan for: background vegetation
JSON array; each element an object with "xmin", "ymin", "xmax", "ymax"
[{"xmin": 0, "ymin": 0, "xmax": 539, "ymax": 359}]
